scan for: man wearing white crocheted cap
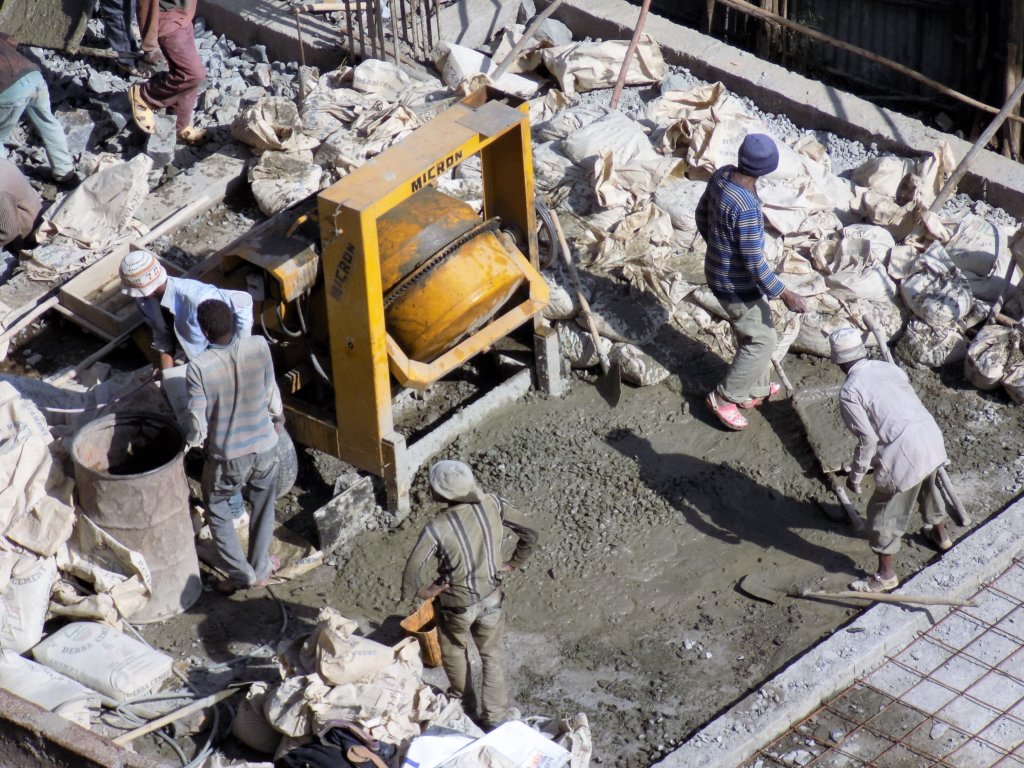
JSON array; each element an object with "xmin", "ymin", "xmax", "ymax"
[
  {"xmin": 402, "ymin": 460, "xmax": 538, "ymax": 730},
  {"xmin": 830, "ymin": 328, "xmax": 953, "ymax": 594},
  {"xmin": 119, "ymin": 249, "xmax": 253, "ymax": 371}
]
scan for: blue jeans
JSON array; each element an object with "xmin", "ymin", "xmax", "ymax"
[
  {"xmin": 96, "ymin": 0, "xmax": 138, "ymax": 60},
  {"xmin": 0, "ymin": 72, "xmax": 74, "ymax": 178}
]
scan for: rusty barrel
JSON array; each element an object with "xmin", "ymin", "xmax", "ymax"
[{"xmin": 71, "ymin": 412, "xmax": 202, "ymax": 624}]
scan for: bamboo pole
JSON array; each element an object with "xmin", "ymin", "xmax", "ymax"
[
  {"xmin": 490, "ymin": 0, "xmax": 566, "ymax": 82},
  {"xmin": 712, "ymin": 0, "xmax": 1024, "ymax": 127},
  {"xmin": 929, "ymin": 74, "xmax": 1024, "ymax": 213},
  {"xmin": 609, "ymin": 0, "xmax": 652, "ymax": 110}
]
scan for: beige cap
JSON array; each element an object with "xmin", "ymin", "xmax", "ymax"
[
  {"xmin": 119, "ymin": 250, "xmax": 167, "ymax": 298},
  {"xmin": 829, "ymin": 328, "xmax": 867, "ymax": 365},
  {"xmin": 428, "ymin": 460, "xmax": 484, "ymax": 503}
]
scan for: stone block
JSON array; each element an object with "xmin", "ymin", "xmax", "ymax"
[
  {"xmin": 252, "ymin": 63, "xmax": 273, "ymax": 87},
  {"xmin": 241, "ymin": 85, "xmax": 267, "ymax": 103},
  {"xmin": 57, "ymin": 108, "xmax": 114, "ymax": 158},
  {"xmin": 202, "ymin": 88, "xmax": 221, "ymax": 111},
  {"xmin": 147, "ymin": 114, "xmax": 178, "ymax": 169},
  {"xmin": 313, "ymin": 476, "xmax": 378, "ymax": 556},
  {"xmin": 439, "ymin": 0, "xmax": 521, "ymax": 49}
]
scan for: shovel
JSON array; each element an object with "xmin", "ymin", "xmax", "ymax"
[
  {"xmin": 739, "ymin": 572, "xmax": 975, "ymax": 608},
  {"xmin": 546, "ymin": 203, "xmax": 622, "ymax": 407}
]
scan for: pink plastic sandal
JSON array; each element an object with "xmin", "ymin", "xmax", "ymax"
[
  {"xmin": 706, "ymin": 392, "xmax": 749, "ymax": 431},
  {"xmin": 739, "ymin": 382, "xmax": 782, "ymax": 410}
]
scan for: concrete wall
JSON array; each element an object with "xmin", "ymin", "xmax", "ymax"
[
  {"xmin": 0, "ymin": 689, "xmax": 157, "ymax": 768},
  {"xmin": 536, "ymin": 0, "xmax": 1024, "ymax": 215}
]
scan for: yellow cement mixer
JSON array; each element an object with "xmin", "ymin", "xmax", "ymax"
[{"xmin": 214, "ymin": 90, "xmax": 554, "ymax": 513}]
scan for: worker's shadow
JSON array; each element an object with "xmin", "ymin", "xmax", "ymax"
[{"xmin": 606, "ymin": 429, "xmax": 859, "ymax": 575}]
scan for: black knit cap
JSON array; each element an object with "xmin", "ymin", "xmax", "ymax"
[{"xmin": 737, "ymin": 133, "xmax": 779, "ymax": 177}]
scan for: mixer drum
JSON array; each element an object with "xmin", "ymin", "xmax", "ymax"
[{"xmin": 377, "ymin": 187, "xmax": 527, "ymax": 363}]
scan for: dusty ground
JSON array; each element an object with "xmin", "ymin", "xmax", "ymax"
[{"xmin": 84, "ymin": 311, "xmax": 1018, "ymax": 768}]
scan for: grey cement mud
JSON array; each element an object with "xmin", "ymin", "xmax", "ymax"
[{"xmin": 130, "ymin": 334, "xmax": 1024, "ymax": 768}]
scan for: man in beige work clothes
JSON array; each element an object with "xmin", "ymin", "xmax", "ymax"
[
  {"xmin": 402, "ymin": 460, "xmax": 538, "ymax": 730},
  {"xmin": 830, "ymin": 328, "xmax": 954, "ymax": 593}
]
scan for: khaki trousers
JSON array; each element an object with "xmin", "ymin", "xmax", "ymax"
[
  {"xmin": 867, "ymin": 469, "xmax": 945, "ymax": 555},
  {"xmin": 717, "ymin": 297, "xmax": 778, "ymax": 404},
  {"xmin": 437, "ymin": 590, "xmax": 509, "ymax": 728}
]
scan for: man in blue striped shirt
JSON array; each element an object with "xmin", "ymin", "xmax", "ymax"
[
  {"xmin": 186, "ymin": 299, "xmax": 284, "ymax": 593},
  {"xmin": 695, "ymin": 133, "xmax": 808, "ymax": 431}
]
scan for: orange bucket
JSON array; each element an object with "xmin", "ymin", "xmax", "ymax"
[{"xmin": 400, "ymin": 598, "xmax": 443, "ymax": 668}]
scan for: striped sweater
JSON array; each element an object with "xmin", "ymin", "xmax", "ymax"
[
  {"xmin": 185, "ymin": 335, "xmax": 282, "ymax": 461},
  {"xmin": 695, "ymin": 166, "xmax": 785, "ymax": 303},
  {"xmin": 402, "ymin": 493, "xmax": 538, "ymax": 609}
]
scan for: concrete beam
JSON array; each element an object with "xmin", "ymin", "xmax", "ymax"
[
  {"xmin": 655, "ymin": 495, "xmax": 1024, "ymax": 768},
  {"xmin": 197, "ymin": 0, "xmax": 346, "ymax": 70},
  {"xmin": 0, "ymin": 689, "xmax": 157, "ymax": 768},
  {"xmin": 536, "ymin": 0, "xmax": 1024, "ymax": 214}
]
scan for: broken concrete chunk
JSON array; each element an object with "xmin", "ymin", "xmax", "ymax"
[
  {"xmin": 438, "ymin": 0, "xmax": 520, "ymax": 49},
  {"xmin": 435, "ymin": 42, "xmax": 541, "ymax": 99},
  {"xmin": 57, "ymin": 108, "xmax": 116, "ymax": 158},
  {"xmin": 313, "ymin": 476, "xmax": 378, "ymax": 556},
  {"xmin": 147, "ymin": 113, "xmax": 178, "ymax": 169}
]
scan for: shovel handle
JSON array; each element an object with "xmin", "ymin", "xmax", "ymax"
[
  {"xmin": 546, "ymin": 202, "xmax": 610, "ymax": 375},
  {"xmin": 800, "ymin": 590, "xmax": 976, "ymax": 607}
]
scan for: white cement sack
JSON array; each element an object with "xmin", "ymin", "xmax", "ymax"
[
  {"xmin": 900, "ymin": 244, "xmax": 973, "ymax": 327},
  {"xmin": 443, "ymin": 745, "xmax": 517, "ymax": 768},
  {"xmin": 36, "ymin": 154, "xmax": 152, "ymax": 249},
  {"xmin": 351, "ymin": 58, "xmax": 411, "ymax": 101},
  {"xmin": 825, "ymin": 259, "xmax": 897, "ymax": 303},
  {"xmin": 541, "ymin": 269, "xmax": 584, "ymax": 321},
  {"xmin": 964, "ymin": 325, "xmax": 1014, "ymax": 391},
  {"xmin": 542, "ymin": 36, "xmax": 665, "ymax": 95},
  {"xmin": 896, "ymin": 318, "xmax": 967, "ymax": 369},
  {"xmin": 230, "ymin": 98, "xmax": 304, "ymax": 152},
  {"xmin": 563, "ymin": 111, "xmax": 684, "ymax": 209},
  {"xmin": 250, "ymin": 151, "xmax": 324, "ymax": 216},
  {"xmin": 528, "ymin": 90, "xmax": 571, "ymax": 127},
  {"xmin": 556, "ymin": 321, "xmax": 611, "ymax": 368},
  {"xmin": 0, "ymin": 551, "xmax": 56, "ymax": 653},
  {"xmin": 61, "ymin": 515, "xmax": 152, "ymax": 621},
  {"xmin": 445, "ymin": 721, "xmax": 570, "ymax": 768},
  {"xmin": 403, "ymin": 727, "xmax": 476, "ymax": 768},
  {"xmin": 233, "ymin": 681, "xmax": 281, "ymax": 754},
  {"xmin": 0, "ymin": 651, "xmax": 97, "ymax": 729},
  {"xmin": 588, "ymin": 293, "xmax": 668, "ymax": 345},
  {"xmin": 32, "ymin": 622, "xmax": 172, "ymax": 702},
  {"xmin": 265, "ymin": 674, "xmax": 321, "ymax": 738},
  {"xmin": 654, "ymin": 177, "xmax": 707, "ymax": 232},
  {"xmin": 609, "ymin": 343, "xmax": 670, "ymax": 387},
  {"xmin": 0, "ymin": 382, "xmax": 75, "ymax": 556},
  {"xmin": 1002, "ymin": 355, "xmax": 1024, "ymax": 404},
  {"xmin": 533, "ymin": 141, "xmax": 587, "ymax": 193},
  {"xmin": 302, "ymin": 607, "xmax": 393, "ymax": 686},
  {"xmin": 851, "ymin": 156, "xmax": 912, "ymax": 199},
  {"xmin": 842, "ymin": 224, "xmax": 896, "ymax": 262},
  {"xmin": 533, "ymin": 104, "xmax": 607, "ymax": 143},
  {"xmin": 945, "ymin": 215, "xmax": 1014, "ymax": 302}
]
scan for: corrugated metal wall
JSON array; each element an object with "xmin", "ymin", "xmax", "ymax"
[
  {"xmin": 636, "ymin": 0, "xmax": 988, "ymax": 102},
  {"xmin": 785, "ymin": 0, "xmax": 981, "ymax": 97}
]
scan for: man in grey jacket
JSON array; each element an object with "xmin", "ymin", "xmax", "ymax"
[{"xmin": 830, "ymin": 328, "xmax": 953, "ymax": 593}]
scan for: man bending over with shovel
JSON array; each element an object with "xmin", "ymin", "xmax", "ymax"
[{"xmin": 829, "ymin": 328, "xmax": 953, "ymax": 593}]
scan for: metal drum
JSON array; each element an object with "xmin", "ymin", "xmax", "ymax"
[{"xmin": 71, "ymin": 412, "xmax": 202, "ymax": 624}]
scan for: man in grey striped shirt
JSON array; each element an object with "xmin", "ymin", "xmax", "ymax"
[
  {"xmin": 402, "ymin": 460, "xmax": 538, "ymax": 730},
  {"xmin": 186, "ymin": 299, "xmax": 284, "ymax": 593}
]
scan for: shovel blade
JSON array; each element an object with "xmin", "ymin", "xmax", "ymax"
[
  {"xmin": 738, "ymin": 572, "xmax": 786, "ymax": 604},
  {"xmin": 596, "ymin": 360, "xmax": 622, "ymax": 407}
]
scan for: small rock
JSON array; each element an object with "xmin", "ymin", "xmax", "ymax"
[{"xmin": 930, "ymin": 721, "xmax": 948, "ymax": 740}]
